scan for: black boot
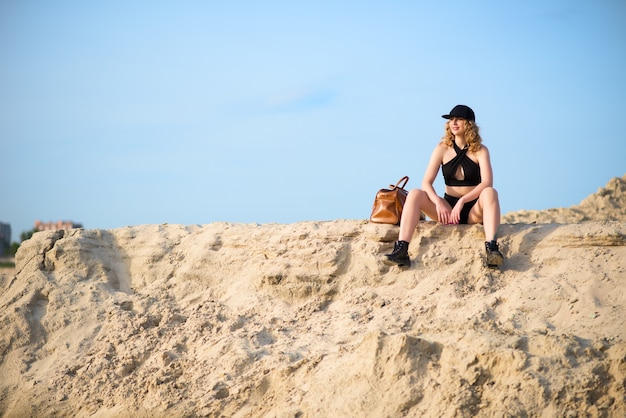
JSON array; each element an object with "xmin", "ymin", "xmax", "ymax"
[
  {"xmin": 385, "ymin": 240, "xmax": 411, "ymax": 267},
  {"xmin": 485, "ymin": 240, "xmax": 504, "ymax": 267}
]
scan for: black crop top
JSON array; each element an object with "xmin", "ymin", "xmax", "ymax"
[{"xmin": 441, "ymin": 143, "xmax": 481, "ymax": 186}]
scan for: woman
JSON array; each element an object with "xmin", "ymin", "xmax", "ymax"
[{"xmin": 385, "ymin": 104, "xmax": 504, "ymax": 268}]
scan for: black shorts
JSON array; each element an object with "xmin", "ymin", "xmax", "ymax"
[{"xmin": 444, "ymin": 193, "xmax": 478, "ymax": 224}]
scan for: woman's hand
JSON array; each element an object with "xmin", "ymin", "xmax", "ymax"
[
  {"xmin": 449, "ymin": 200, "xmax": 463, "ymax": 225},
  {"xmin": 435, "ymin": 197, "xmax": 453, "ymax": 225}
]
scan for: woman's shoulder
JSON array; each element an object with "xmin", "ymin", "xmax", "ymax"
[
  {"xmin": 432, "ymin": 142, "xmax": 449, "ymax": 156},
  {"xmin": 474, "ymin": 144, "xmax": 491, "ymax": 161},
  {"xmin": 435, "ymin": 142, "xmax": 450, "ymax": 151}
]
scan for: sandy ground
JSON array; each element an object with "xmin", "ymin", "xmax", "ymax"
[{"xmin": 1, "ymin": 175, "xmax": 624, "ymax": 417}]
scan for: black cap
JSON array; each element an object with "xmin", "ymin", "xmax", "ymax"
[{"xmin": 442, "ymin": 105, "xmax": 475, "ymax": 122}]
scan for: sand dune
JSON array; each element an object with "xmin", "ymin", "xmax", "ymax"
[
  {"xmin": 502, "ymin": 174, "xmax": 626, "ymax": 224},
  {"xmin": 1, "ymin": 176, "xmax": 625, "ymax": 417}
]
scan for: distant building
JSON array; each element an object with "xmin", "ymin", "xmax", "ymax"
[
  {"xmin": 0, "ymin": 222, "xmax": 11, "ymax": 254},
  {"xmin": 34, "ymin": 220, "xmax": 83, "ymax": 231}
]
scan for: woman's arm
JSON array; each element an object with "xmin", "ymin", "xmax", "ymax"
[{"xmin": 421, "ymin": 144, "xmax": 452, "ymax": 223}]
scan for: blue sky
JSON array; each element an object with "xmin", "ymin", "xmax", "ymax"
[{"xmin": 1, "ymin": 0, "xmax": 625, "ymax": 241}]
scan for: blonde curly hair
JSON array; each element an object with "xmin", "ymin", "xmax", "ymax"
[{"xmin": 441, "ymin": 120, "xmax": 483, "ymax": 154}]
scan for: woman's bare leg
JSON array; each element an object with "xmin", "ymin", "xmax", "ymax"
[
  {"xmin": 399, "ymin": 189, "xmax": 437, "ymax": 242},
  {"xmin": 468, "ymin": 187, "xmax": 503, "ymax": 266},
  {"xmin": 385, "ymin": 189, "xmax": 436, "ymax": 267},
  {"xmin": 478, "ymin": 187, "xmax": 500, "ymax": 241}
]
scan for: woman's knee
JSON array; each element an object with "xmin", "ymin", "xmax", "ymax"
[
  {"xmin": 406, "ymin": 188, "xmax": 426, "ymax": 204},
  {"xmin": 481, "ymin": 187, "xmax": 499, "ymax": 202}
]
